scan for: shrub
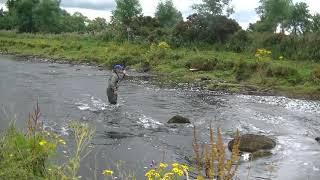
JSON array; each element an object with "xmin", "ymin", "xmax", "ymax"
[
  {"xmin": 185, "ymin": 56, "xmax": 218, "ymax": 71},
  {"xmin": 233, "ymin": 59, "xmax": 255, "ymax": 82},
  {"xmin": 311, "ymin": 66, "xmax": 320, "ymax": 84},
  {"xmin": 227, "ymin": 30, "xmax": 250, "ymax": 53}
]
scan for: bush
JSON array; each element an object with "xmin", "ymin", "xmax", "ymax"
[
  {"xmin": 185, "ymin": 56, "xmax": 218, "ymax": 71},
  {"xmin": 266, "ymin": 64, "xmax": 302, "ymax": 84},
  {"xmin": 312, "ymin": 66, "xmax": 320, "ymax": 84},
  {"xmin": 227, "ymin": 30, "xmax": 250, "ymax": 53},
  {"xmin": 233, "ymin": 59, "xmax": 255, "ymax": 81}
]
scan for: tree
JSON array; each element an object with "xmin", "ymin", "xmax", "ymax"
[
  {"xmin": 87, "ymin": 17, "xmax": 108, "ymax": 34},
  {"xmin": 15, "ymin": 0, "xmax": 39, "ymax": 33},
  {"xmin": 0, "ymin": 8, "xmax": 4, "ymax": 17},
  {"xmin": 192, "ymin": 0, "xmax": 233, "ymax": 17},
  {"xmin": 311, "ymin": 14, "xmax": 320, "ymax": 33},
  {"xmin": 248, "ymin": 18, "xmax": 275, "ymax": 32},
  {"xmin": 173, "ymin": 13, "xmax": 240, "ymax": 44},
  {"xmin": 34, "ymin": 0, "xmax": 61, "ymax": 33},
  {"xmin": 287, "ymin": 2, "xmax": 311, "ymax": 35},
  {"xmin": 155, "ymin": 0, "xmax": 183, "ymax": 27},
  {"xmin": 112, "ymin": 0, "xmax": 142, "ymax": 27},
  {"xmin": 256, "ymin": 0, "xmax": 293, "ymax": 33}
]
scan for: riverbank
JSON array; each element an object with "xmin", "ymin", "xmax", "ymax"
[{"xmin": 0, "ymin": 31, "xmax": 319, "ymax": 99}]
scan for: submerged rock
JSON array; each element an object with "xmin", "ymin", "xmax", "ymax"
[
  {"xmin": 228, "ymin": 134, "xmax": 276, "ymax": 153},
  {"xmin": 167, "ymin": 115, "xmax": 191, "ymax": 124},
  {"xmin": 315, "ymin": 137, "xmax": 320, "ymax": 143}
]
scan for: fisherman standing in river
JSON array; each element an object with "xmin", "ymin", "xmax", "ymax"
[{"xmin": 106, "ymin": 65, "xmax": 127, "ymax": 105}]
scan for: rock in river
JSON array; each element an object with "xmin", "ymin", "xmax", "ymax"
[
  {"xmin": 228, "ymin": 134, "xmax": 276, "ymax": 153},
  {"xmin": 167, "ymin": 115, "xmax": 191, "ymax": 124},
  {"xmin": 315, "ymin": 137, "xmax": 320, "ymax": 143}
]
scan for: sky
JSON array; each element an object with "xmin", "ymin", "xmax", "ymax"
[{"xmin": 0, "ymin": 0, "xmax": 319, "ymax": 29}]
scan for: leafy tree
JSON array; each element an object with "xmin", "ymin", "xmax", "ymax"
[
  {"xmin": 287, "ymin": 2, "xmax": 311, "ymax": 35},
  {"xmin": 174, "ymin": 13, "xmax": 240, "ymax": 44},
  {"xmin": 112, "ymin": 0, "xmax": 142, "ymax": 27},
  {"xmin": 192, "ymin": 0, "xmax": 233, "ymax": 17},
  {"xmin": 6, "ymin": 0, "xmax": 21, "ymax": 12},
  {"xmin": 130, "ymin": 15, "xmax": 161, "ymax": 40},
  {"xmin": 311, "ymin": 14, "xmax": 320, "ymax": 33},
  {"xmin": 155, "ymin": 0, "xmax": 183, "ymax": 27},
  {"xmin": 87, "ymin": 17, "xmax": 108, "ymax": 34},
  {"xmin": 256, "ymin": 0, "xmax": 293, "ymax": 33},
  {"xmin": 248, "ymin": 18, "xmax": 275, "ymax": 32},
  {"xmin": 34, "ymin": 0, "xmax": 61, "ymax": 33},
  {"xmin": 15, "ymin": 0, "xmax": 39, "ymax": 33},
  {"xmin": 0, "ymin": 8, "xmax": 4, "ymax": 17}
]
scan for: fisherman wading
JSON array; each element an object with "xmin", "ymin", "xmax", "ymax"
[{"xmin": 106, "ymin": 65, "xmax": 127, "ymax": 105}]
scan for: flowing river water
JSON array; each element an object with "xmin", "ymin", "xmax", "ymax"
[{"xmin": 0, "ymin": 55, "xmax": 320, "ymax": 180}]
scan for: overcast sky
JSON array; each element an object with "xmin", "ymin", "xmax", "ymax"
[{"xmin": 0, "ymin": 0, "xmax": 319, "ymax": 29}]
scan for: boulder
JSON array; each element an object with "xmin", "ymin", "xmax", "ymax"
[
  {"xmin": 167, "ymin": 115, "xmax": 191, "ymax": 124},
  {"xmin": 315, "ymin": 137, "xmax": 320, "ymax": 143},
  {"xmin": 228, "ymin": 134, "xmax": 276, "ymax": 153}
]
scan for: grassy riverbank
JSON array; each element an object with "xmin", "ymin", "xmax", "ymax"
[{"xmin": 0, "ymin": 31, "xmax": 319, "ymax": 98}]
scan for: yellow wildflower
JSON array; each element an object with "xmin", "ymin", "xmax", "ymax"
[
  {"xmin": 39, "ymin": 140, "xmax": 47, "ymax": 146},
  {"xmin": 163, "ymin": 172, "xmax": 174, "ymax": 180},
  {"xmin": 9, "ymin": 154, "xmax": 14, "ymax": 157},
  {"xmin": 159, "ymin": 163, "xmax": 168, "ymax": 169},
  {"xmin": 172, "ymin": 167, "xmax": 184, "ymax": 176},
  {"xmin": 102, "ymin": 169, "xmax": 113, "ymax": 176},
  {"xmin": 154, "ymin": 172, "xmax": 161, "ymax": 178},
  {"xmin": 172, "ymin": 163, "xmax": 179, "ymax": 168},
  {"xmin": 181, "ymin": 164, "xmax": 189, "ymax": 171},
  {"xmin": 59, "ymin": 139, "xmax": 66, "ymax": 145},
  {"xmin": 145, "ymin": 169, "xmax": 156, "ymax": 178},
  {"xmin": 158, "ymin": 41, "xmax": 170, "ymax": 49}
]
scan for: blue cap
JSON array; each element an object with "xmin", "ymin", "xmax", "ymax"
[{"xmin": 113, "ymin": 64, "xmax": 124, "ymax": 70}]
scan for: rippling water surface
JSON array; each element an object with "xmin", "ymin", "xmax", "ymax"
[{"xmin": 0, "ymin": 55, "xmax": 320, "ymax": 179}]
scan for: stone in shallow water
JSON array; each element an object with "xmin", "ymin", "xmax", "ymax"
[
  {"xmin": 315, "ymin": 137, "xmax": 320, "ymax": 143},
  {"xmin": 228, "ymin": 134, "xmax": 276, "ymax": 153},
  {"xmin": 167, "ymin": 115, "xmax": 191, "ymax": 124}
]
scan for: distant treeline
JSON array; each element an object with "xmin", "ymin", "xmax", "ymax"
[{"xmin": 0, "ymin": 0, "xmax": 320, "ymax": 61}]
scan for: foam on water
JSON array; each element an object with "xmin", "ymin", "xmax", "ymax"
[
  {"xmin": 75, "ymin": 95, "xmax": 120, "ymax": 112},
  {"xmin": 137, "ymin": 115, "xmax": 163, "ymax": 129},
  {"xmin": 237, "ymin": 95, "xmax": 320, "ymax": 114}
]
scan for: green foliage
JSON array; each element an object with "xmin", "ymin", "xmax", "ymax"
[
  {"xmin": 287, "ymin": 2, "xmax": 311, "ymax": 35},
  {"xmin": 185, "ymin": 56, "xmax": 219, "ymax": 71},
  {"xmin": 311, "ymin": 14, "xmax": 320, "ymax": 33},
  {"xmin": 87, "ymin": 17, "xmax": 108, "ymax": 34},
  {"xmin": 227, "ymin": 30, "xmax": 250, "ymax": 52},
  {"xmin": 312, "ymin": 66, "xmax": 320, "ymax": 84},
  {"xmin": 174, "ymin": 14, "xmax": 240, "ymax": 44},
  {"xmin": 112, "ymin": 0, "xmax": 142, "ymax": 27},
  {"xmin": 233, "ymin": 59, "xmax": 256, "ymax": 81},
  {"xmin": 256, "ymin": 0, "xmax": 293, "ymax": 32},
  {"xmin": 192, "ymin": 0, "xmax": 233, "ymax": 17},
  {"xmin": 155, "ymin": 0, "xmax": 183, "ymax": 27}
]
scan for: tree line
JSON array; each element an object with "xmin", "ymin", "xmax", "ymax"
[{"xmin": 0, "ymin": 0, "xmax": 320, "ymax": 61}]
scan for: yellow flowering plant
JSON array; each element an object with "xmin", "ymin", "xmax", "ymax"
[
  {"xmin": 158, "ymin": 41, "xmax": 170, "ymax": 50},
  {"xmin": 255, "ymin": 48, "xmax": 272, "ymax": 61},
  {"xmin": 145, "ymin": 162, "xmax": 189, "ymax": 180}
]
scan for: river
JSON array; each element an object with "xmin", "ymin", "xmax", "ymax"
[{"xmin": 0, "ymin": 55, "xmax": 320, "ymax": 180}]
